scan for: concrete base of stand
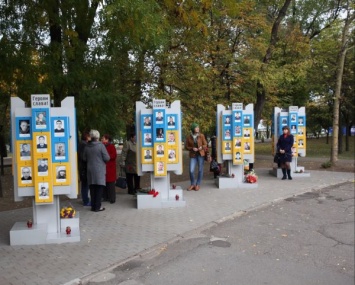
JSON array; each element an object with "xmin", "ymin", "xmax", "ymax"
[
  {"xmin": 216, "ymin": 176, "xmax": 258, "ymax": 189},
  {"xmin": 137, "ymin": 186, "xmax": 186, "ymax": 209},
  {"xmin": 10, "ymin": 213, "xmax": 81, "ymax": 245}
]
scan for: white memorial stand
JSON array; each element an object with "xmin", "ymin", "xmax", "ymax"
[
  {"xmin": 270, "ymin": 106, "xmax": 310, "ymax": 178},
  {"xmin": 9, "ymin": 95, "xmax": 80, "ymax": 245},
  {"xmin": 136, "ymin": 100, "xmax": 186, "ymax": 209},
  {"xmin": 216, "ymin": 103, "xmax": 258, "ymax": 189}
]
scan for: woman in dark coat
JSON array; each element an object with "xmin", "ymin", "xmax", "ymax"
[
  {"xmin": 277, "ymin": 126, "xmax": 294, "ymax": 180},
  {"xmin": 83, "ymin": 129, "xmax": 110, "ymax": 212},
  {"xmin": 102, "ymin": 134, "xmax": 117, "ymax": 204}
]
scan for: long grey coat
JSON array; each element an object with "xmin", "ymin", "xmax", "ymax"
[{"xmin": 83, "ymin": 141, "xmax": 110, "ymax": 186}]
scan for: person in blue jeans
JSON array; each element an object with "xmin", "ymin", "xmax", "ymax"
[{"xmin": 185, "ymin": 123, "xmax": 208, "ymax": 191}]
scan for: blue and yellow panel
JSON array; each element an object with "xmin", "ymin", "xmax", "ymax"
[
  {"xmin": 52, "ymin": 162, "xmax": 71, "ymax": 186},
  {"xmin": 31, "ymin": 108, "xmax": 50, "ymax": 132}
]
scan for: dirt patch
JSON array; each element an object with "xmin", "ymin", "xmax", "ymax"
[{"xmin": 0, "ymin": 152, "xmax": 353, "ymax": 212}]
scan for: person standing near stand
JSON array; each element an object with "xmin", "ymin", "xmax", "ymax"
[
  {"xmin": 83, "ymin": 129, "xmax": 110, "ymax": 212},
  {"xmin": 78, "ymin": 130, "xmax": 91, "ymax": 206},
  {"xmin": 120, "ymin": 133, "xmax": 140, "ymax": 195},
  {"xmin": 185, "ymin": 123, "xmax": 208, "ymax": 191},
  {"xmin": 102, "ymin": 134, "xmax": 117, "ymax": 204},
  {"xmin": 277, "ymin": 126, "xmax": 294, "ymax": 180}
]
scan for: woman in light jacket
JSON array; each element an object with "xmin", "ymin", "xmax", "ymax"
[{"xmin": 83, "ymin": 129, "xmax": 110, "ymax": 212}]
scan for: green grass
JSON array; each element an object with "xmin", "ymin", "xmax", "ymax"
[{"xmin": 255, "ymin": 136, "xmax": 355, "ymax": 160}]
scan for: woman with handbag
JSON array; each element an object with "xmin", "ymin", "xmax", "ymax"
[
  {"xmin": 277, "ymin": 126, "xmax": 294, "ymax": 180},
  {"xmin": 185, "ymin": 123, "xmax": 208, "ymax": 191},
  {"xmin": 120, "ymin": 133, "xmax": 141, "ymax": 195},
  {"xmin": 102, "ymin": 134, "xmax": 117, "ymax": 204}
]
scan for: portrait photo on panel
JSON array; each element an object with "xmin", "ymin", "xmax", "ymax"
[
  {"xmin": 55, "ymin": 142, "xmax": 66, "ymax": 158},
  {"xmin": 156, "ymin": 128, "xmax": 164, "ymax": 139},
  {"xmin": 224, "ymin": 116, "xmax": 231, "ymax": 125},
  {"xmin": 225, "ymin": 142, "xmax": 231, "ymax": 151},
  {"xmin": 244, "ymin": 141, "xmax": 251, "ymax": 151},
  {"xmin": 21, "ymin": 166, "xmax": 32, "ymax": 182},
  {"xmin": 144, "ymin": 149, "xmax": 153, "ymax": 160},
  {"xmin": 36, "ymin": 135, "xmax": 48, "ymax": 151},
  {"xmin": 156, "ymin": 144, "xmax": 164, "ymax": 155},
  {"xmin": 144, "ymin": 132, "xmax": 152, "ymax": 144},
  {"xmin": 167, "ymin": 116, "xmax": 176, "ymax": 127},
  {"xmin": 291, "ymin": 114, "xmax": 297, "ymax": 122},
  {"xmin": 157, "ymin": 161, "xmax": 164, "ymax": 173},
  {"xmin": 234, "ymin": 112, "xmax": 241, "ymax": 122},
  {"xmin": 35, "ymin": 111, "xmax": 47, "ymax": 127},
  {"xmin": 155, "ymin": 111, "xmax": 164, "ymax": 123},
  {"xmin": 39, "ymin": 183, "xmax": 49, "ymax": 198},
  {"xmin": 54, "ymin": 119, "xmax": 65, "ymax": 136},
  {"xmin": 20, "ymin": 143, "xmax": 31, "ymax": 159},
  {"xmin": 19, "ymin": 119, "xmax": 31, "ymax": 136},
  {"xmin": 243, "ymin": 115, "xmax": 251, "ymax": 126},
  {"xmin": 168, "ymin": 132, "xmax": 176, "ymax": 143},
  {"xmin": 235, "ymin": 152, "xmax": 242, "ymax": 160},
  {"xmin": 281, "ymin": 117, "xmax": 288, "ymax": 125},
  {"xmin": 56, "ymin": 166, "xmax": 66, "ymax": 180},
  {"xmin": 291, "ymin": 124, "xmax": 297, "ymax": 134},
  {"xmin": 243, "ymin": 128, "xmax": 251, "ymax": 138},
  {"xmin": 298, "ymin": 116, "xmax": 304, "ymax": 125},
  {"xmin": 143, "ymin": 116, "xmax": 152, "ymax": 127},
  {"xmin": 168, "ymin": 149, "xmax": 176, "ymax": 160},
  {"xmin": 235, "ymin": 138, "xmax": 242, "ymax": 147},
  {"xmin": 224, "ymin": 129, "xmax": 231, "ymax": 140},
  {"xmin": 38, "ymin": 158, "xmax": 49, "ymax": 173},
  {"xmin": 235, "ymin": 125, "xmax": 241, "ymax": 136}
]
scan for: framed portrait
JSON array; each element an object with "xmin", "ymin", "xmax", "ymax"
[
  {"xmin": 156, "ymin": 144, "xmax": 165, "ymax": 157},
  {"xmin": 290, "ymin": 113, "xmax": 298, "ymax": 123},
  {"xmin": 19, "ymin": 142, "xmax": 32, "ymax": 161},
  {"xmin": 243, "ymin": 140, "xmax": 251, "ymax": 153},
  {"xmin": 142, "ymin": 131, "xmax": 152, "ymax": 146},
  {"xmin": 155, "ymin": 161, "xmax": 166, "ymax": 176},
  {"xmin": 37, "ymin": 158, "xmax": 49, "ymax": 176},
  {"xmin": 52, "ymin": 162, "xmax": 71, "ymax": 185},
  {"xmin": 290, "ymin": 124, "xmax": 297, "ymax": 134},
  {"xmin": 167, "ymin": 131, "xmax": 177, "ymax": 145},
  {"xmin": 243, "ymin": 128, "xmax": 252, "ymax": 139},
  {"xmin": 35, "ymin": 134, "xmax": 49, "ymax": 153},
  {"xmin": 51, "ymin": 117, "xmax": 68, "ymax": 138},
  {"xmin": 243, "ymin": 115, "xmax": 252, "ymax": 127},
  {"xmin": 234, "ymin": 138, "xmax": 242, "ymax": 148},
  {"xmin": 223, "ymin": 128, "xmax": 232, "ymax": 140},
  {"xmin": 156, "ymin": 128, "xmax": 165, "ymax": 141},
  {"xmin": 16, "ymin": 117, "xmax": 32, "ymax": 140},
  {"xmin": 38, "ymin": 182, "xmax": 49, "ymax": 199},
  {"xmin": 223, "ymin": 115, "xmax": 231, "ymax": 126},
  {"xmin": 154, "ymin": 110, "xmax": 165, "ymax": 124},
  {"xmin": 234, "ymin": 125, "xmax": 242, "ymax": 137},
  {"xmin": 280, "ymin": 116, "xmax": 288, "ymax": 126},
  {"xmin": 166, "ymin": 114, "xmax": 177, "ymax": 130},
  {"xmin": 298, "ymin": 116, "xmax": 305, "ymax": 126},
  {"xmin": 224, "ymin": 142, "xmax": 232, "ymax": 153},
  {"xmin": 168, "ymin": 149, "xmax": 177, "ymax": 161},
  {"xmin": 32, "ymin": 108, "xmax": 50, "ymax": 132},
  {"xmin": 52, "ymin": 140, "xmax": 68, "ymax": 161},
  {"xmin": 142, "ymin": 115, "xmax": 152, "ymax": 129},
  {"xmin": 142, "ymin": 148, "xmax": 153, "ymax": 164},
  {"xmin": 234, "ymin": 111, "xmax": 242, "ymax": 123},
  {"xmin": 19, "ymin": 166, "xmax": 33, "ymax": 186}
]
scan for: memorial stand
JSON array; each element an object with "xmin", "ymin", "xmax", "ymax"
[
  {"xmin": 215, "ymin": 103, "xmax": 258, "ymax": 189},
  {"xmin": 9, "ymin": 95, "xmax": 79, "ymax": 245},
  {"xmin": 270, "ymin": 106, "xmax": 310, "ymax": 178},
  {"xmin": 136, "ymin": 99, "xmax": 185, "ymax": 209}
]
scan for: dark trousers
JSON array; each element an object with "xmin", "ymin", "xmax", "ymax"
[
  {"xmin": 81, "ymin": 180, "xmax": 90, "ymax": 205},
  {"xmin": 90, "ymin": 184, "xmax": 104, "ymax": 211},
  {"xmin": 126, "ymin": 173, "xmax": 140, "ymax": 194},
  {"xmin": 104, "ymin": 182, "xmax": 116, "ymax": 203}
]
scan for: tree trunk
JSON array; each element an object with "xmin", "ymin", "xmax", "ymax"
[
  {"xmin": 254, "ymin": 0, "xmax": 292, "ymax": 129},
  {"xmin": 330, "ymin": 11, "xmax": 354, "ymax": 165}
]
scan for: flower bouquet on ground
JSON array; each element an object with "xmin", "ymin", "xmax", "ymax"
[
  {"xmin": 60, "ymin": 204, "xmax": 76, "ymax": 218},
  {"xmin": 245, "ymin": 169, "xmax": 258, "ymax": 183}
]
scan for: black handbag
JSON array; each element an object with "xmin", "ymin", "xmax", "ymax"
[
  {"xmin": 115, "ymin": 167, "xmax": 127, "ymax": 189},
  {"xmin": 273, "ymin": 153, "xmax": 280, "ymax": 163},
  {"xmin": 115, "ymin": 177, "xmax": 127, "ymax": 189}
]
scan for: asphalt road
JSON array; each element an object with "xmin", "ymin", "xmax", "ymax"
[{"xmin": 87, "ymin": 181, "xmax": 354, "ymax": 285}]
